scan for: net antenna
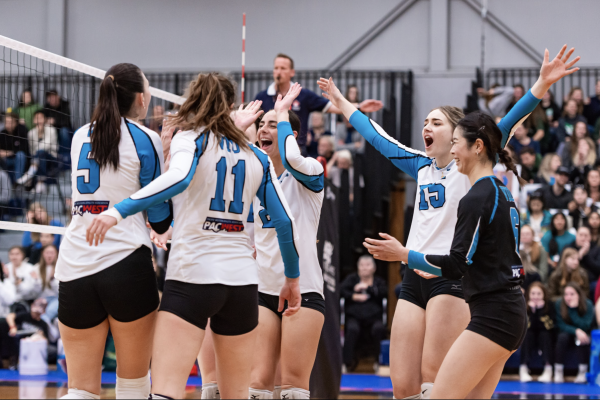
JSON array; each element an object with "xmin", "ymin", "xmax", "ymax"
[
  {"xmin": 241, "ymin": 13, "xmax": 246, "ymax": 104},
  {"xmin": 0, "ymin": 35, "xmax": 185, "ymax": 236}
]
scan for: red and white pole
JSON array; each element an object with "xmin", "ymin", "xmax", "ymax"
[{"xmin": 241, "ymin": 13, "xmax": 246, "ymax": 104}]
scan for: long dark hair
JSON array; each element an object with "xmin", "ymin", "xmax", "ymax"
[
  {"xmin": 560, "ymin": 282, "xmax": 588, "ymax": 322},
  {"xmin": 548, "ymin": 212, "xmax": 567, "ymax": 256},
  {"xmin": 456, "ymin": 111, "xmax": 522, "ymax": 182},
  {"xmin": 89, "ymin": 63, "xmax": 145, "ymax": 170}
]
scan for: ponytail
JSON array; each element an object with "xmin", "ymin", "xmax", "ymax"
[
  {"xmin": 89, "ymin": 63, "xmax": 145, "ymax": 170},
  {"xmin": 498, "ymin": 148, "xmax": 527, "ymax": 186}
]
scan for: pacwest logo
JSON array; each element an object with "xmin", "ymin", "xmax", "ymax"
[
  {"xmin": 203, "ymin": 217, "xmax": 244, "ymax": 233},
  {"xmin": 72, "ymin": 201, "xmax": 109, "ymax": 216},
  {"xmin": 512, "ymin": 265, "xmax": 525, "ymax": 278}
]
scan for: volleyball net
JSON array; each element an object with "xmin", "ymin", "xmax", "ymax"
[{"xmin": 0, "ymin": 35, "xmax": 186, "ymax": 237}]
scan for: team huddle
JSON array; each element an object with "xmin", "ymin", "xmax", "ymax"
[{"xmin": 54, "ymin": 45, "xmax": 580, "ymax": 400}]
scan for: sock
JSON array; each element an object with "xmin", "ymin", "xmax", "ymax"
[
  {"xmin": 60, "ymin": 389, "xmax": 100, "ymax": 399},
  {"xmin": 148, "ymin": 395, "xmax": 173, "ymax": 400},
  {"xmin": 116, "ymin": 372, "xmax": 151, "ymax": 399},
  {"xmin": 273, "ymin": 386, "xmax": 282, "ymax": 399},
  {"xmin": 420, "ymin": 382, "xmax": 433, "ymax": 399},
  {"xmin": 578, "ymin": 364, "xmax": 588, "ymax": 373},
  {"xmin": 249, "ymin": 388, "xmax": 273, "ymax": 399},
  {"xmin": 201, "ymin": 382, "xmax": 220, "ymax": 399},
  {"xmin": 555, "ymin": 363, "xmax": 564, "ymax": 373},
  {"xmin": 280, "ymin": 388, "xmax": 310, "ymax": 399}
]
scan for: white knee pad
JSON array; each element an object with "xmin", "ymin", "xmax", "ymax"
[
  {"xmin": 249, "ymin": 388, "xmax": 273, "ymax": 399},
  {"xmin": 420, "ymin": 382, "xmax": 433, "ymax": 399},
  {"xmin": 201, "ymin": 382, "xmax": 221, "ymax": 399},
  {"xmin": 116, "ymin": 371, "xmax": 151, "ymax": 399},
  {"xmin": 393, "ymin": 394, "xmax": 421, "ymax": 399},
  {"xmin": 273, "ymin": 386, "xmax": 282, "ymax": 399},
  {"xmin": 280, "ymin": 388, "xmax": 310, "ymax": 399},
  {"xmin": 60, "ymin": 388, "xmax": 100, "ymax": 399}
]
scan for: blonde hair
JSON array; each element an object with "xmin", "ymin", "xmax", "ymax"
[
  {"xmin": 555, "ymin": 248, "xmax": 587, "ymax": 288},
  {"xmin": 538, "ymin": 153, "xmax": 560, "ymax": 183},
  {"xmin": 571, "ymin": 137, "xmax": 596, "ymax": 166},
  {"xmin": 430, "ymin": 106, "xmax": 465, "ymax": 131}
]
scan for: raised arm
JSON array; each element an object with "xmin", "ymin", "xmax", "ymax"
[
  {"xmin": 318, "ymin": 77, "xmax": 431, "ymax": 180},
  {"xmin": 498, "ymin": 45, "xmax": 581, "ymax": 148},
  {"xmin": 274, "ymin": 83, "xmax": 325, "ymax": 192}
]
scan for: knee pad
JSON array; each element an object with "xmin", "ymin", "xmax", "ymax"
[
  {"xmin": 280, "ymin": 388, "xmax": 310, "ymax": 399},
  {"xmin": 116, "ymin": 371, "xmax": 151, "ymax": 399},
  {"xmin": 60, "ymin": 389, "xmax": 100, "ymax": 399},
  {"xmin": 393, "ymin": 394, "xmax": 421, "ymax": 399},
  {"xmin": 420, "ymin": 382, "xmax": 433, "ymax": 399},
  {"xmin": 201, "ymin": 382, "xmax": 221, "ymax": 399},
  {"xmin": 249, "ymin": 388, "xmax": 273, "ymax": 399},
  {"xmin": 273, "ymin": 386, "xmax": 282, "ymax": 399}
]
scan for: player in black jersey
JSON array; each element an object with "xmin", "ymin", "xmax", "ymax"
[{"xmin": 385, "ymin": 48, "xmax": 580, "ymax": 399}]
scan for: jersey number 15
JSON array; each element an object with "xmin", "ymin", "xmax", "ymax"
[{"xmin": 419, "ymin": 183, "xmax": 446, "ymax": 211}]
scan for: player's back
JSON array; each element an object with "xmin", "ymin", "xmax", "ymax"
[
  {"xmin": 57, "ymin": 118, "xmax": 166, "ymax": 281},
  {"xmin": 168, "ymin": 131, "xmax": 273, "ymax": 285}
]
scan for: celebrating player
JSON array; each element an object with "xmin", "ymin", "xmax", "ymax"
[
  {"xmin": 319, "ymin": 45, "xmax": 580, "ymax": 399},
  {"xmin": 87, "ymin": 73, "xmax": 302, "ymax": 399},
  {"xmin": 56, "ymin": 63, "xmax": 172, "ymax": 400},
  {"xmin": 248, "ymin": 83, "xmax": 325, "ymax": 400}
]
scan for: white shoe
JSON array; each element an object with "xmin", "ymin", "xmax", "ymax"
[
  {"xmin": 16, "ymin": 166, "xmax": 38, "ymax": 186},
  {"xmin": 519, "ymin": 365, "xmax": 533, "ymax": 382},
  {"xmin": 537, "ymin": 365, "xmax": 553, "ymax": 383},
  {"xmin": 574, "ymin": 364, "xmax": 588, "ymax": 384},
  {"xmin": 553, "ymin": 363, "xmax": 564, "ymax": 384},
  {"xmin": 34, "ymin": 181, "xmax": 47, "ymax": 194},
  {"xmin": 342, "ymin": 364, "xmax": 348, "ymax": 374}
]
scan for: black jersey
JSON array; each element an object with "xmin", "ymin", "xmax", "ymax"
[{"xmin": 407, "ymin": 175, "xmax": 523, "ymax": 302}]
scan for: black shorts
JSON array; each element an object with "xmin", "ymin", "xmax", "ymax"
[
  {"xmin": 466, "ymin": 289, "xmax": 527, "ymax": 351},
  {"xmin": 258, "ymin": 291, "xmax": 325, "ymax": 319},
  {"xmin": 58, "ymin": 246, "xmax": 159, "ymax": 329},
  {"xmin": 160, "ymin": 280, "xmax": 258, "ymax": 336},
  {"xmin": 398, "ymin": 267, "xmax": 464, "ymax": 309}
]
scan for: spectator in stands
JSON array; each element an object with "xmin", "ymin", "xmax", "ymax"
[
  {"xmin": 317, "ymin": 135, "xmax": 335, "ymax": 163},
  {"xmin": 328, "ymin": 150, "xmax": 364, "ymax": 203},
  {"xmin": 553, "ymin": 282, "xmax": 594, "ymax": 384},
  {"xmin": 16, "ymin": 90, "xmax": 41, "ymax": 130},
  {"xmin": 540, "ymin": 166, "xmax": 572, "ymax": 209},
  {"xmin": 588, "ymin": 211, "xmax": 600, "ymax": 245},
  {"xmin": 478, "ymin": 85, "xmax": 519, "ymax": 119},
  {"xmin": 254, "ymin": 54, "xmax": 382, "ymax": 148},
  {"xmin": 35, "ymin": 245, "xmax": 59, "ymax": 321},
  {"xmin": 0, "ymin": 261, "xmax": 16, "ymax": 318},
  {"xmin": 4, "ymin": 246, "xmax": 41, "ymax": 302},
  {"xmin": 519, "ymin": 282, "xmax": 554, "ymax": 383},
  {"xmin": 525, "ymin": 104, "xmax": 551, "ymax": 154},
  {"xmin": 505, "ymin": 83, "xmax": 525, "ymax": 113},
  {"xmin": 585, "ymin": 168, "xmax": 600, "ymax": 203},
  {"xmin": 27, "ymin": 232, "xmax": 54, "ymax": 265},
  {"xmin": 548, "ymin": 248, "xmax": 589, "ymax": 301},
  {"xmin": 340, "ymin": 255, "xmax": 387, "ymax": 372},
  {"xmin": 563, "ymin": 87, "xmax": 586, "ymax": 114},
  {"xmin": 519, "ymin": 147, "xmax": 539, "ymax": 183},
  {"xmin": 0, "ymin": 168, "xmax": 11, "ymax": 219},
  {"xmin": 0, "ymin": 297, "xmax": 49, "ymax": 370},
  {"xmin": 541, "ymin": 90, "xmax": 561, "ymax": 128},
  {"xmin": 561, "ymin": 121, "xmax": 593, "ymax": 167},
  {"xmin": 335, "ymin": 87, "xmax": 366, "ymax": 153},
  {"xmin": 523, "ymin": 192, "xmax": 552, "ymax": 241},
  {"xmin": 537, "ymin": 153, "xmax": 561, "ymax": 185},
  {"xmin": 568, "ymin": 186, "xmax": 596, "ymax": 229},
  {"xmin": 542, "ymin": 213, "xmax": 575, "ymax": 269},
  {"xmin": 0, "ymin": 112, "xmax": 29, "ymax": 183},
  {"xmin": 520, "ymin": 225, "xmax": 549, "ymax": 282},
  {"xmin": 509, "ymin": 124, "xmax": 541, "ymax": 155},
  {"xmin": 44, "ymin": 89, "xmax": 73, "ymax": 153},
  {"xmin": 21, "ymin": 203, "xmax": 62, "ymax": 252},
  {"xmin": 556, "ymin": 99, "xmax": 587, "ymax": 144},
  {"xmin": 584, "ymin": 80, "xmax": 600, "ymax": 127},
  {"xmin": 567, "ymin": 226, "xmax": 600, "ymax": 298},
  {"xmin": 17, "ymin": 111, "xmax": 59, "ymax": 193},
  {"xmin": 305, "ymin": 112, "xmax": 331, "ymax": 158},
  {"xmin": 147, "ymin": 104, "xmax": 164, "ymax": 134}
]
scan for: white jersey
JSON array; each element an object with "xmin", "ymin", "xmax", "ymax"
[
  {"xmin": 348, "ymin": 90, "xmax": 540, "ymax": 258},
  {"xmin": 56, "ymin": 118, "xmax": 170, "ymax": 282},
  {"xmin": 253, "ymin": 121, "xmax": 324, "ymax": 296},
  {"xmin": 102, "ymin": 129, "xmax": 300, "ymax": 286}
]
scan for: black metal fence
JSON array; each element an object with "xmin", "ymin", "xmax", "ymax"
[{"xmin": 486, "ymin": 67, "xmax": 600, "ymax": 103}]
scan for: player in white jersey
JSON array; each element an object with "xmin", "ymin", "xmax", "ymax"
[
  {"xmin": 55, "ymin": 63, "xmax": 172, "ymax": 400},
  {"xmin": 318, "ymin": 45, "xmax": 579, "ymax": 399},
  {"xmin": 247, "ymin": 84, "xmax": 325, "ymax": 400},
  {"xmin": 87, "ymin": 73, "xmax": 302, "ymax": 400}
]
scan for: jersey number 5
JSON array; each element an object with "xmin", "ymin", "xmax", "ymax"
[
  {"xmin": 76, "ymin": 143, "xmax": 100, "ymax": 194},
  {"xmin": 210, "ymin": 157, "xmax": 246, "ymax": 214},
  {"xmin": 510, "ymin": 207, "xmax": 520, "ymax": 254},
  {"xmin": 419, "ymin": 183, "xmax": 446, "ymax": 210}
]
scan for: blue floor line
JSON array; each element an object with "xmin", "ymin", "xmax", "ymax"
[{"xmin": 0, "ymin": 370, "xmax": 598, "ymax": 396}]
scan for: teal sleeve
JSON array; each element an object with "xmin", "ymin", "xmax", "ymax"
[
  {"xmin": 407, "ymin": 250, "xmax": 442, "ymax": 277},
  {"xmin": 497, "ymin": 90, "xmax": 542, "ymax": 148}
]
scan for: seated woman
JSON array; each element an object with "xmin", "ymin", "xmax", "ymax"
[
  {"xmin": 34, "ymin": 245, "xmax": 59, "ymax": 322},
  {"xmin": 548, "ymin": 247, "xmax": 589, "ymax": 301},
  {"xmin": 541, "ymin": 212, "xmax": 575, "ymax": 269},
  {"xmin": 566, "ymin": 225, "xmax": 600, "ymax": 298},
  {"xmin": 568, "ymin": 185, "xmax": 596, "ymax": 229},
  {"xmin": 553, "ymin": 283, "xmax": 594, "ymax": 384},
  {"xmin": 519, "ymin": 225, "xmax": 546, "ymax": 285},
  {"xmin": 21, "ymin": 203, "xmax": 63, "ymax": 256},
  {"xmin": 340, "ymin": 255, "xmax": 387, "ymax": 372},
  {"xmin": 4, "ymin": 246, "xmax": 41, "ymax": 303},
  {"xmin": 519, "ymin": 282, "xmax": 555, "ymax": 383},
  {"xmin": 522, "ymin": 192, "xmax": 552, "ymax": 241}
]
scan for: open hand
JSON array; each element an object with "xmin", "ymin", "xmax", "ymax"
[
  {"xmin": 317, "ymin": 77, "xmax": 345, "ymax": 110},
  {"xmin": 234, "ymin": 100, "xmax": 264, "ymax": 132},
  {"xmin": 149, "ymin": 224, "xmax": 172, "ymax": 251},
  {"xmin": 274, "ymin": 83, "xmax": 302, "ymax": 114},
  {"xmin": 363, "ymin": 233, "xmax": 405, "ymax": 262},
  {"xmin": 86, "ymin": 215, "xmax": 118, "ymax": 246},
  {"xmin": 279, "ymin": 277, "xmax": 301, "ymax": 317},
  {"xmin": 413, "ymin": 269, "xmax": 437, "ymax": 279},
  {"xmin": 358, "ymin": 99, "xmax": 384, "ymax": 113},
  {"xmin": 539, "ymin": 45, "xmax": 580, "ymax": 86}
]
